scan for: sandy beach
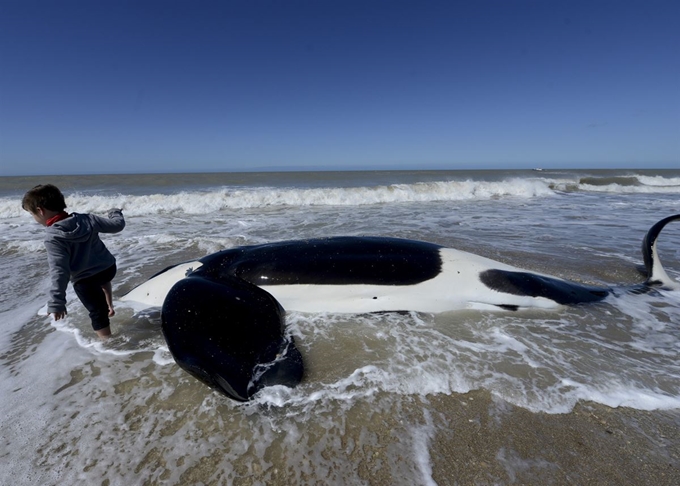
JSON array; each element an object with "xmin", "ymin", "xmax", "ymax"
[
  {"xmin": 120, "ymin": 388, "xmax": 680, "ymax": 485},
  {"xmin": 428, "ymin": 391, "xmax": 680, "ymax": 485}
]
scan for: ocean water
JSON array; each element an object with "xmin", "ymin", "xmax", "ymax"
[{"xmin": 1, "ymin": 168, "xmax": 679, "ymax": 484}]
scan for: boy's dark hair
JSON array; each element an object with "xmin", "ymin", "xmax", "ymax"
[{"xmin": 22, "ymin": 184, "xmax": 67, "ymax": 213}]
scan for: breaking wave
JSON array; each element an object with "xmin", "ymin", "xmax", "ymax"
[
  {"xmin": 2, "ymin": 173, "xmax": 679, "ymax": 219},
  {"xmin": 1, "ymin": 178, "xmax": 556, "ymax": 218}
]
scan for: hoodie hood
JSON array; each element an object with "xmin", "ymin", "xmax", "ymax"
[{"xmin": 46, "ymin": 213, "xmax": 94, "ymax": 243}]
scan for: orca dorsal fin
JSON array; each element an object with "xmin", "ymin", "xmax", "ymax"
[{"xmin": 641, "ymin": 214, "xmax": 680, "ymax": 289}]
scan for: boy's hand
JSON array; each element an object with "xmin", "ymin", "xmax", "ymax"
[{"xmin": 51, "ymin": 311, "xmax": 67, "ymax": 320}]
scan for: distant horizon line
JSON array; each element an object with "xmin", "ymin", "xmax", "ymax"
[{"xmin": 2, "ymin": 165, "xmax": 679, "ymax": 178}]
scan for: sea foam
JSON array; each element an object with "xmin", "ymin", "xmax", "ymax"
[{"xmin": 1, "ymin": 178, "xmax": 556, "ymax": 219}]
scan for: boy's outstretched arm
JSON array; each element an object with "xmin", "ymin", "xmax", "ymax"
[{"xmin": 92, "ymin": 208, "xmax": 125, "ymax": 234}]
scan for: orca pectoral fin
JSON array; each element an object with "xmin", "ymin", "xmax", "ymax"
[
  {"xmin": 480, "ymin": 269, "xmax": 610, "ymax": 305},
  {"xmin": 161, "ymin": 275, "xmax": 303, "ymax": 401}
]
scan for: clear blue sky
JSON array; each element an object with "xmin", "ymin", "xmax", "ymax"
[{"xmin": 1, "ymin": 0, "xmax": 678, "ymax": 175}]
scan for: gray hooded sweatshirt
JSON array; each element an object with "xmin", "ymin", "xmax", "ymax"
[{"xmin": 44, "ymin": 209, "xmax": 125, "ymax": 313}]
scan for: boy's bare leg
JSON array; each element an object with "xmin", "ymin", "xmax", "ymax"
[
  {"xmin": 102, "ymin": 282, "xmax": 115, "ymax": 317},
  {"xmin": 96, "ymin": 326, "xmax": 111, "ymax": 338}
]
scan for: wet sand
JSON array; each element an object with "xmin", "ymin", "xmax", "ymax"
[
  {"xmin": 5, "ymin": 318, "xmax": 680, "ymax": 485},
  {"xmin": 415, "ymin": 391, "xmax": 679, "ymax": 485},
  {"xmin": 176, "ymin": 390, "xmax": 680, "ymax": 486},
  {"xmin": 5, "ymin": 327, "xmax": 680, "ymax": 485}
]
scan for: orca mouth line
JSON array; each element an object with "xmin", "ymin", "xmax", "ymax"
[
  {"xmin": 495, "ymin": 304, "xmax": 519, "ymax": 311},
  {"xmin": 119, "ymin": 214, "xmax": 680, "ymax": 401}
]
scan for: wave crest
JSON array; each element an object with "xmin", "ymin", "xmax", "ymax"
[
  {"xmin": 2, "ymin": 173, "xmax": 679, "ymax": 219},
  {"xmin": 1, "ymin": 178, "xmax": 555, "ymax": 218}
]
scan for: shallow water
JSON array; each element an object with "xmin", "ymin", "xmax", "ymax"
[{"xmin": 1, "ymin": 169, "xmax": 679, "ymax": 484}]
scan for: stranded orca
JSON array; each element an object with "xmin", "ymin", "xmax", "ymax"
[{"xmin": 121, "ymin": 214, "xmax": 680, "ymax": 401}]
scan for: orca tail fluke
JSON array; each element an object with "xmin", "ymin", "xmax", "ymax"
[{"xmin": 641, "ymin": 214, "xmax": 680, "ymax": 289}]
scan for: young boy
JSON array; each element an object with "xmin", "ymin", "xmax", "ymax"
[{"xmin": 22, "ymin": 184, "xmax": 126, "ymax": 338}]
